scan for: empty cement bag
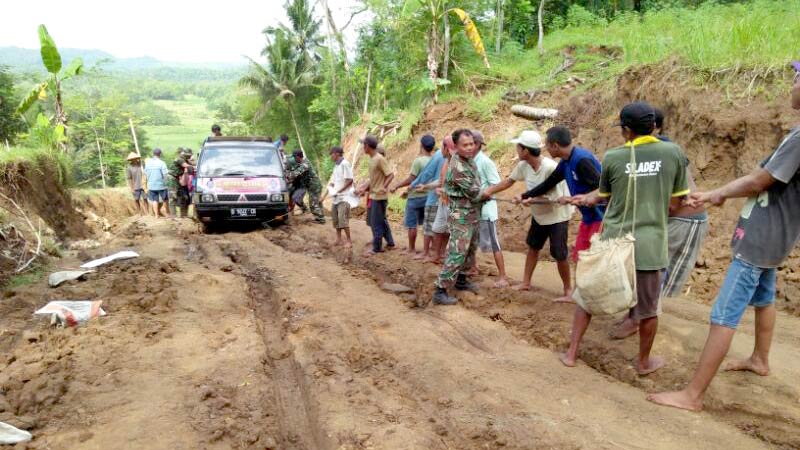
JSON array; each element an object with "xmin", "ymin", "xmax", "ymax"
[
  {"xmin": 80, "ymin": 250, "xmax": 139, "ymax": 269},
  {"xmin": 34, "ymin": 300, "xmax": 107, "ymax": 327},
  {"xmin": 48, "ymin": 270, "xmax": 94, "ymax": 287},
  {"xmin": 0, "ymin": 421, "xmax": 32, "ymax": 444}
]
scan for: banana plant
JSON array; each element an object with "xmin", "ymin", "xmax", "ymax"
[
  {"xmin": 16, "ymin": 25, "xmax": 83, "ymax": 137},
  {"xmin": 401, "ymin": 0, "xmax": 489, "ymax": 100}
]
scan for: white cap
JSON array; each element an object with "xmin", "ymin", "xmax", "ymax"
[{"xmin": 509, "ymin": 130, "xmax": 543, "ymax": 149}]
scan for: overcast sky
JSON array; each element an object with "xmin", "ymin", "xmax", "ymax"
[{"xmin": 2, "ymin": 0, "xmax": 368, "ymax": 63}]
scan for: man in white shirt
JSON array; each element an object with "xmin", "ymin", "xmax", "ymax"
[
  {"xmin": 482, "ymin": 130, "xmax": 574, "ymax": 300},
  {"xmin": 328, "ymin": 146, "xmax": 355, "ymax": 248},
  {"xmin": 472, "ymin": 130, "xmax": 509, "ymax": 288}
]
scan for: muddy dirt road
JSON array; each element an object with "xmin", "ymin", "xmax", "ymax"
[{"xmin": 1, "ymin": 214, "xmax": 798, "ymax": 449}]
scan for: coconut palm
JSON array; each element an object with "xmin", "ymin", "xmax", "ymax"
[
  {"xmin": 264, "ymin": 0, "xmax": 324, "ymax": 68},
  {"xmin": 240, "ymin": 29, "xmax": 316, "ymax": 153}
]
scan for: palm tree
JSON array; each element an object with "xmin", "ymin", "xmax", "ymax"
[
  {"xmin": 240, "ymin": 29, "xmax": 315, "ymax": 153},
  {"xmin": 264, "ymin": 0, "xmax": 323, "ymax": 68}
]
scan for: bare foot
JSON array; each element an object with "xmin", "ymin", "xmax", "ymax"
[
  {"xmin": 512, "ymin": 283, "xmax": 531, "ymax": 291},
  {"xmin": 552, "ymin": 294, "xmax": 575, "ymax": 304},
  {"xmin": 385, "ymin": 245, "xmax": 397, "ymax": 252},
  {"xmin": 646, "ymin": 390, "xmax": 703, "ymax": 412},
  {"xmin": 428, "ymin": 258, "xmax": 442, "ymax": 265},
  {"xmin": 343, "ymin": 241, "xmax": 352, "ymax": 249},
  {"xmin": 637, "ymin": 356, "xmax": 665, "ymax": 376},
  {"xmin": 334, "ymin": 240, "xmax": 343, "ymax": 247},
  {"xmin": 558, "ymin": 352, "xmax": 576, "ymax": 367},
  {"xmin": 493, "ymin": 278, "xmax": 510, "ymax": 288},
  {"xmin": 609, "ymin": 318, "xmax": 639, "ymax": 340},
  {"xmin": 723, "ymin": 357, "xmax": 770, "ymax": 376},
  {"xmin": 413, "ymin": 253, "xmax": 426, "ymax": 260},
  {"xmin": 467, "ymin": 268, "xmax": 479, "ymax": 277}
]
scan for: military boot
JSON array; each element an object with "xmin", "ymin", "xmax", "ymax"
[
  {"xmin": 432, "ymin": 287, "xmax": 457, "ymax": 305},
  {"xmin": 455, "ymin": 274, "xmax": 479, "ymax": 293}
]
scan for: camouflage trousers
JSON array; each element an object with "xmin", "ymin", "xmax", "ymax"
[
  {"xmin": 308, "ymin": 189, "xmax": 325, "ymax": 221},
  {"xmin": 435, "ymin": 206, "xmax": 479, "ymax": 289}
]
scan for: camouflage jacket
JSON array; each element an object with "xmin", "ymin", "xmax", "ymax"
[
  {"xmin": 285, "ymin": 159, "xmax": 322, "ymax": 193},
  {"xmin": 168, "ymin": 157, "xmax": 189, "ymax": 188},
  {"xmin": 444, "ymin": 154, "xmax": 483, "ymax": 209}
]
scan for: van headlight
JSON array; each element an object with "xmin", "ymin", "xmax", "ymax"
[
  {"xmin": 201, "ymin": 194, "xmax": 216, "ymax": 203},
  {"xmin": 270, "ymin": 193, "xmax": 284, "ymax": 202}
]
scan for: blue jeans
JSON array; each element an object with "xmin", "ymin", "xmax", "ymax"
[
  {"xmin": 369, "ymin": 199, "xmax": 395, "ymax": 252},
  {"xmin": 147, "ymin": 189, "xmax": 168, "ymax": 202},
  {"xmin": 403, "ymin": 197, "xmax": 427, "ymax": 229},
  {"xmin": 710, "ymin": 257, "xmax": 776, "ymax": 329}
]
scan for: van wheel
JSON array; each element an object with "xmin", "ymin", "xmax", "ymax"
[{"xmin": 200, "ymin": 221, "xmax": 217, "ymax": 234}]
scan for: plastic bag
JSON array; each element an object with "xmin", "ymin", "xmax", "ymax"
[
  {"xmin": 0, "ymin": 421, "xmax": 32, "ymax": 444},
  {"xmin": 573, "ymin": 233, "xmax": 637, "ymax": 316},
  {"xmin": 34, "ymin": 300, "xmax": 106, "ymax": 327}
]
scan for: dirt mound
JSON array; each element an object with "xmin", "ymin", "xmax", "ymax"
[{"xmin": 0, "ymin": 154, "xmax": 89, "ymax": 241}]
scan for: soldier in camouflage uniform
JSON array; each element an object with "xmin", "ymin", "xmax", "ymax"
[
  {"xmin": 285, "ymin": 150, "xmax": 325, "ymax": 224},
  {"xmin": 168, "ymin": 148, "xmax": 193, "ymax": 218},
  {"xmin": 433, "ymin": 129, "xmax": 484, "ymax": 305},
  {"xmin": 284, "ymin": 155, "xmax": 306, "ymax": 214}
]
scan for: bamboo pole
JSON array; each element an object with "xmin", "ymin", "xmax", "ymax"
[
  {"xmin": 129, "ymin": 117, "xmax": 141, "ymax": 157},
  {"xmin": 93, "ymin": 130, "xmax": 107, "ymax": 188},
  {"xmin": 363, "ymin": 63, "xmax": 372, "ymax": 115}
]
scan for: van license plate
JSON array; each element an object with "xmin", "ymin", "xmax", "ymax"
[{"xmin": 231, "ymin": 208, "xmax": 256, "ymax": 217}]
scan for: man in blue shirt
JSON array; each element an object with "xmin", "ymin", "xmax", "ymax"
[
  {"xmin": 144, "ymin": 148, "xmax": 169, "ymax": 218},
  {"xmin": 411, "ymin": 136, "xmax": 447, "ymax": 261},
  {"xmin": 521, "ymin": 126, "xmax": 604, "ymax": 264}
]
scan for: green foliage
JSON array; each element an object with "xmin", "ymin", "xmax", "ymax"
[
  {"xmin": 465, "ymin": 86, "xmax": 505, "ymax": 121},
  {"xmin": 545, "ymin": 0, "xmax": 799, "ymax": 73},
  {"xmin": 380, "ymin": 105, "xmax": 425, "ymax": 150},
  {"xmin": 388, "ymin": 196, "xmax": 406, "ymax": 216},
  {"xmin": 142, "ymin": 96, "xmax": 214, "ymax": 154},
  {"xmin": 38, "ymin": 25, "xmax": 62, "ymax": 74},
  {"xmin": 0, "ymin": 67, "xmax": 26, "ymax": 144},
  {"xmin": 25, "ymin": 113, "xmax": 66, "ymax": 150},
  {"xmin": 131, "ymin": 101, "xmax": 180, "ymax": 126}
]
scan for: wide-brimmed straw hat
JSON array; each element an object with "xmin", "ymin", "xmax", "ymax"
[{"xmin": 126, "ymin": 152, "xmax": 140, "ymax": 161}]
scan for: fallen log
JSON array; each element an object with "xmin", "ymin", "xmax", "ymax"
[{"xmin": 510, "ymin": 105, "xmax": 559, "ymax": 120}]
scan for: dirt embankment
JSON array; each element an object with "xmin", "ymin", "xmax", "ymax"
[
  {"xmin": 0, "ymin": 156, "xmax": 89, "ymax": 242},
  {"xmin": 377, "ymin": 60, "xmax": 800, "ymax": 313}
]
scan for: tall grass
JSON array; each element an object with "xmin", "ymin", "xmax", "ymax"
[{"xmin": 545, "ymin": 0, "xmax": 799, "ymax": 73}]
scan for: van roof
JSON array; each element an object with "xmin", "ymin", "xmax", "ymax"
[{"xmin": 205, "ymin": 136, "xmax": 275, "ymax": 143}]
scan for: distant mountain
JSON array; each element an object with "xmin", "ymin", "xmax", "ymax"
[{"xmin": 0, "ymin": 46, "xmax": 244, "ymax": 73}]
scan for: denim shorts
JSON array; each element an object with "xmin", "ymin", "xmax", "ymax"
[
  {"xmin": 147, "ymin": 189, "xmax": 168, "ymax": 202},
  {"xmin": 709, "ymin": 257, "xmax": 776, "ymax": 329},
  {"xmin": 403, "ymin": 196, "xmax": 427, "ymax": 228}
]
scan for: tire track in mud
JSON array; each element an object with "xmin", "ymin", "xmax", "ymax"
[
  {"xmin": 263, "ymin": 225, "xmax": 800, "ymax": 450},
  {"xmin": 211, "ymin": 238, "xmax": 333, "ymax": 450},
  {"xmin": 238, "ymin": 232, "xmax": 586, "ymax": 450}
]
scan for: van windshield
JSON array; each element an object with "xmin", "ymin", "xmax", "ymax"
[{"xmin": 198, "ymin": 146, "xmax": 283, "ymax": 177}]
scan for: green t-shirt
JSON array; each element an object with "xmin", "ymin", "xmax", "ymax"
[
  {"xmin": 599, "ymin": 136, "xmax": 689, "ymax": 270},
  {"xmin": 408, "ymin": 155, "xmax": 432, "ymax": 198}
]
